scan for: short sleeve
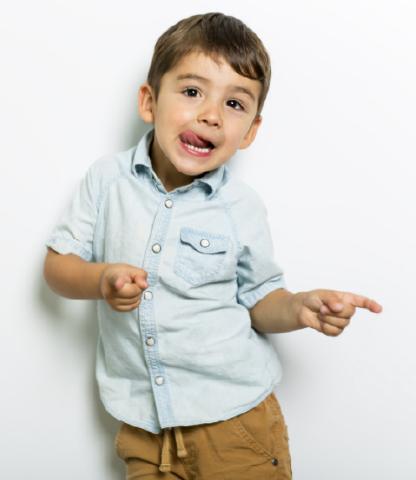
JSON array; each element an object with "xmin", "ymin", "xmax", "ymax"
[
  {"xmin": 236, "ymin": 195, "xmax": 287, "ymax": 310},
  {"xmin": 45, "ymin": 163, "xmax": 99, "ymax": 262}
]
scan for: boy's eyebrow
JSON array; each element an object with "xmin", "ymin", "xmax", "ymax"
[{"xmin": 175, "ymin": 73, "xmax": 257, "ymax": 103}]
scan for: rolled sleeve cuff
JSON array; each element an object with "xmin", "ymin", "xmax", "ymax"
[
  {"xmin": 45, "ymin": 236, "xmax": 93, "ymax": 262},
  {"xmin": 237, "ymin": 275, "xmax": 287, "ymax": 310}
]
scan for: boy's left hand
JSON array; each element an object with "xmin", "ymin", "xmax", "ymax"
[{"xmin": 294, "ymin": 289, "xmax": 383, "ymax": 336}]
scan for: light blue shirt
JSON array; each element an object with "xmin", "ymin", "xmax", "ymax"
[{"xmin": 45, "ymin": 127, "xmax": 287, "ymax": 434}]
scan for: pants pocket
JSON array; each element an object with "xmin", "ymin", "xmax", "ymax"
[{"xmin": 229, "ymin": 393, "xmax": 292, "ymax": 478}]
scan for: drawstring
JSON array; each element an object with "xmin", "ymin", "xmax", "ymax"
[{"xmin": 159, "ymin": 426, "xmax": 188, "ymax": 473}]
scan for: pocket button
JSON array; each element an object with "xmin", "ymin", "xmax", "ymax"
[{"xmin": 173, "ymin": 227, "xmax": 232, "ymax": 286}]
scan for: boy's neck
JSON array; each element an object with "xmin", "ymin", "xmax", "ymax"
[{"xmin": 149, "ymin": 135, "xmax": 205, "ymax": 193}]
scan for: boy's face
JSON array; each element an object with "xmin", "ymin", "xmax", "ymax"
[{"xmin": 138, "ymin": 50, "xmax": 263, "ymax": 192}]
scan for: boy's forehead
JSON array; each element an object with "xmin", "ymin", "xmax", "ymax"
[{"xmin": 162, "ymin": 51, "xmax": 261, "ymax": 100}]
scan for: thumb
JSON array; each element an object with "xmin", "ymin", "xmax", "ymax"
[
  {"xmin": 110, "ymin": 274, "xmax": 131, "ymax": 291},
  {"xmin": 133, "ymin": 272, "xmax": 148, "ymax": 289},
  {"xmin": 318, "ymin": 291, "xmax": 344, "ymax": 314},
  {"xmin": 302, "ymin": 290, "xmax": 343, "ymax": 314}
]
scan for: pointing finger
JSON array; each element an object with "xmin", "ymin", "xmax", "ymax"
[{"xmin": 342, "ymin": 292, "xmax": 383, "ymax": 313}]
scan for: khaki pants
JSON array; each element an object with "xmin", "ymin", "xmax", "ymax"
[{"xmin": 115, "ymin": 391, "xmax": 292, "ymax": 479}]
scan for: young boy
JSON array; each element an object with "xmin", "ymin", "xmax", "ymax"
[{"xmin": 43, "ymin": 12, "xmax": 382, "ymax": 480}]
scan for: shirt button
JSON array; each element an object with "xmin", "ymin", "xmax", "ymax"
[
  {"xmin": 200, "ymin": 238, "xmax": 210, "ymax": 248},
  {"xmin": 155, "ymin": 376, "xmax": 164, "ymax": 385},
  {"xmin": 143, "ymin": 291, "xmax": 153, "ymax": 300},
  {"xmin": 152, "ymin": 243, "xmax": 161, "ymax": 253},
  {"xmin": 271, "ymin": 458, "xmax": 279, "ymax": 466},
  {"xmin": 146, "ymin": 337, "xmax": 155, "ymax": 346},
  {"xmin": 165, "ymin": 199, "xmax": 173, "ymax": 208}
]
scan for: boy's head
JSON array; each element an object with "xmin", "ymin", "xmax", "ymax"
[
  {"xmin": 146, "ymin": 12, "xmax": 271, "ymax": 117},
  {"xmin": 138, "ymin": 12, "xmax": 272, "ymax": 192}
]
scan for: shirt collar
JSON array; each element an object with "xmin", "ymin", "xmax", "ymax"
[{"xmin": 132, "ymin": 127, "xmax": 228, "ymax": 200}]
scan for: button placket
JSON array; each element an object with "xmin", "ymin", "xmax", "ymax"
[{"xmin": 138, "ymin": 193, "xmax": 178, "ymax": 428}]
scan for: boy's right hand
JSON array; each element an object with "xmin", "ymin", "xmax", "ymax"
[{"xmin": 99, "ymin": 264, "xmax": 149, "ymax": 312}]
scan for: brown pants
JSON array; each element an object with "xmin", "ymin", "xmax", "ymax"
[{"xmin": 115, "ymin": 391, "xmax": 292, "ymax": 479}]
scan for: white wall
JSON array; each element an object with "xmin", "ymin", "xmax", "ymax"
[{"xmin": 1, "ymin": 1, "xmax": 415, "ymax": 478}]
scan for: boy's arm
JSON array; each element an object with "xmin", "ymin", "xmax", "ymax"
[
  {"xmin": 43, "ymin": 247, "xmax": 108, "ymax": 299},
  {"xmin": 250, "ymin": 288, "xmax": 305, "ymax": 334},
  {"xmin": 43, "ymin": 247, "xmax": 149, "ymax": 312},
  {"xmin": 250, "ymin": 287, "xmax": 383, "ymax": 336}
]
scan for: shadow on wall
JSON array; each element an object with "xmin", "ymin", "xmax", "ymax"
[
  {"xmin": 38, "ymin": 271, "xmax": 125, "ymax": 479},
  {"xmin": 37, "ymin": 87, "xmax": 152, "ymax": 478},
  {"xmin": 123, "ymin": 111, "xmax": 151, "ymax": 154}
]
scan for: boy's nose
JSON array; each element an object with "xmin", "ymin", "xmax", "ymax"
[{"xmin": 197, "ymin": 103, "xmax": 222, "ymax": 127}]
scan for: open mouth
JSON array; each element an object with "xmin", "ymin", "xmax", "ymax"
[{"xmin": 179, "ymin": 131, "xmax": 216, "ymax": 154}]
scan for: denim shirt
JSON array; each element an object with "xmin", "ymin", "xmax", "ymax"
[{"xmin": 45, "ymin": 127, "xmax": 287, "ymax": 434}]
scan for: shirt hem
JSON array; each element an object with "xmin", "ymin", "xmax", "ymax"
[
  {"xmin": 166, "ymin": 383, "xmax": 281, "ymax": 429},
  {"xmin": 101, "ymin": 380, "xmax": 281, "ymax": 435}
]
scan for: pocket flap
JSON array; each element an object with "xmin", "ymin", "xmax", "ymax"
[{"xmin": 179, "ymin": 227, "xmax": 229, "ymax": 254}]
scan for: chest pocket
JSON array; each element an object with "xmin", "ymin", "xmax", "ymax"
[{"xmin": 173, "ymin": 226, "xmax": 232, "ymax": 286}]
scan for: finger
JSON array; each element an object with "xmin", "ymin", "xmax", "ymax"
[
  {"xmin": 300, "ymin": 308, "xmax": 324, "ymax": 332},
  {"xmin": 114, "ymin": 296, "xmax": 140, "ymax": 306},
  {"xmin": 301, "ymin": 309, "xmax": 344, "ymax": 336},
  {"xmin": 318, "ymin": 312, "xmax": 350, "ymax": 329},
  {"xmin": 114, "ymin": 301, "xmax": 141, "ymax": 312},
  {"xmin": 320, "ymin": 304, "xmax": 343, "ymax": 315},
  {"xmin": 133, "ymin": 273, "xmax": 148, "ymax": 289},
  {"xmin": 108, "ymin": 274, "xmax": 130, "ymax": 291},
  {"xmin": 320, "ymin": 303, "xmax": 356, "ymax": 319},
  {"xmin": 302, "ymin": 292, "xmax": 326, "ymax": 314},
  {"xmin": 115, "ymin": 283, "xmax": 142, "ymax": 299},
  {"xmin": 304, "ymin": 291, "xmax": 344, "ymax": 315},
  {"xmin": 320, "ymin": 305, "xmax": 330, "ymax": 315},
  {"xmin": 319, "ymin": 321, "xmax": 344, "ymax": 337},
  {"xmin": 342, "ymin": 292, "xmax": 383, "ymax": 313},
  {"xmin": 318, "ymin": 293, "xmax": 344, "ymax": 313}
]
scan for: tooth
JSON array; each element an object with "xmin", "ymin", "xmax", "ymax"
[{"xmin": 185, "ymin": 142, "xmax": 210, "ymax": 153}]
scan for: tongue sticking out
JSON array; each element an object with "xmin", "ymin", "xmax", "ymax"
[{"xmin": 180, "ymin": 131, "xmax": 212, "ymax": 148}]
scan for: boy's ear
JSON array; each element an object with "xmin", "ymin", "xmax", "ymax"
[
  {"xmin": 239, "ymin": 115, "xmax": 262, "ymax": 150},
  {"xmin": 138, "ymin": 83, "xmax": 155, "ymax": 124}
]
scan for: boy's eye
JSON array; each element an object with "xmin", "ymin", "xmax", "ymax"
[
  {"xmin": 227, "ymin": 99, "xmax": 245, "ymax": 111},
  {"xmin": 182, "ymin": 87, "xmax": 199, "ymax": 97}
]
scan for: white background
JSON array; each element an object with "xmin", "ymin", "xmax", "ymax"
[{"xmin": 1, "ymin": 1, "xmax": 415, "ymax": 478}]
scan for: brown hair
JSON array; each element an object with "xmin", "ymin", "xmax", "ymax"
[{"xmin": 146, "ymin": 12, "xmax": 271, "ymax": 116}]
